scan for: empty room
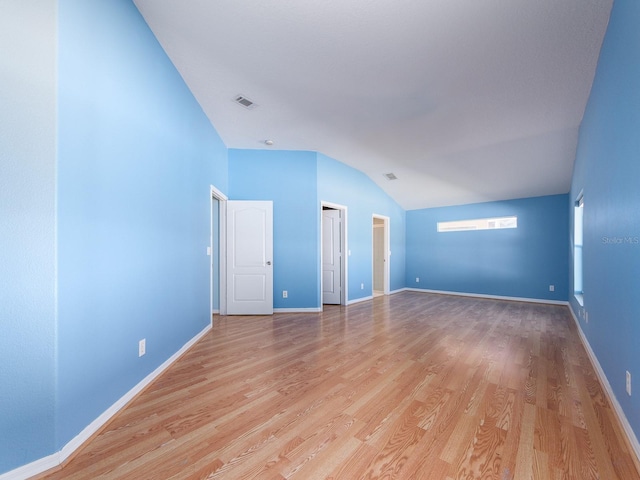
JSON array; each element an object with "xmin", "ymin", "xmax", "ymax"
[{"xmin": 2, "ymin": 0, "xmax": 640, "ymax": 479}]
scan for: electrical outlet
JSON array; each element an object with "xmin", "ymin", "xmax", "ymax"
[
  {"xmin": 139, "ymin": 339, "xmax": 146, "ymax": 357},
  {"xmin": 416, "ymin": 277, "xmax": 420, "ymax": 283},
  {"xmin": 627, "ymin": 371, "xmax": 632, "ymax": 396},
  {"xmin": 361, "ymin": 283, "xmax": 364, "ymax": 290},
  {"xmin": 549, "ymin": 285, "xmax": 555, "ymax": 292},
  {"xmin": 585, "ymin": 310, "xmax": 589, "ymax": 323},
  {"xmin": 282, "ymin": 290, "xmax": 288, "ymax": 298}
]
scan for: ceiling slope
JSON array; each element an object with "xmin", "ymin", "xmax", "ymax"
[{"xmin": 134, "ymin": 0, "xmax": 612, "ymax": 209}]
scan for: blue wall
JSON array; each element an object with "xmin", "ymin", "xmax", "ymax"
[
  {"xmin": 228, "ymin": 150, "xmax": 406, "ymax": 308},
  {"xmin": 229, "ymin": 149, "xmax": 320, "ymax": 309},
  {"xmin": 8, "ymin": 0, "xmax": 638, "ymax": 475},
  {"xmin": 569, "ymin": 0, "xmax": 640, "ymax": 438},
  {"xmin": 317, "ymin": 154, "xmax": 406, "ymax": 300},
  {"xmin": 0, "ymin": 1, "xmax": 58, "ymax": 472},
  {"xmin": 406, "ymin": 195, "xmax": 569, "ymax": 301},
  {"xmin": 55, "ymin": 0, "xmax": 227, "ymax": 448}
]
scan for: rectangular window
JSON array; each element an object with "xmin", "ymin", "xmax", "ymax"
[
  {"xmin": 437, "ymin": 216, "xmax": 517, "ymax": 233},
  {"xmin": 574, "ymin": 195, "xmax": 584, "ymax": 305}
]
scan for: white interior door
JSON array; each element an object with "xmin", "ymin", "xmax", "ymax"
[
  {"xmin": 322, "ymin": 208, "xmax": 342, "ymax": 304},
  {"xmin": 226, "ymin": 200, "xmax": 273, "ymax": 315}
]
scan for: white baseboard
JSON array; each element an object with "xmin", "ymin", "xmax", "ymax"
[
  {"xmin": 0, "ymin": 452, "xmax": 60, "ymax": 480},
  {"xmin": 58, "ymin": 323, "xmax": 211, "ymax": 461},
  {"xmin": 0, "ymin": 323, "xmax": 212, "ymax": 480},
  {"xmin": 567, "ymin": 307, "xmax": 640, "ymax": 467},
  {"xmin": 347, "ymin": 295, "xmax": 373, "ymax": 305},
  {"xmin": 389, "ymin": 288, "xmax": 409, "ymax": 295},
  {"xmin": 273, "ymin": 307, "xmax": 323, "ymax": 313},
  {"xmin": 405, "ymin": 287, "xmax": 569, "ymax": 306},
  {"xmin": 13, "ymin": 298, "xmax": 634, "ymax": 479}
]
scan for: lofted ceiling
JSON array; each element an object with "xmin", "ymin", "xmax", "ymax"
[{"xmin": 133, "ymin": 0, "xmax": 612, "ymax": 210}]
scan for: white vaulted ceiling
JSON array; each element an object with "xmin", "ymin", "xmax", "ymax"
[{"xmin": 133, "ymin": 0, "xmax": 612, "ymax": 210}]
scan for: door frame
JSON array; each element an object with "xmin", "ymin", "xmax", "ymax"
[
  {"xmin": 320, "ymin": 201, "xmax": 348, "ymax": 308},
  {"xmin": 372, "ymin": 214, "xmax": 390, "ymax": 295},
  {"xmin": 210, "ymin": 185, "xmax": 228, "ymax": 320}
]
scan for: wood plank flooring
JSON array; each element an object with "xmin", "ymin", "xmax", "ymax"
[{"xmin": 39, "ymin": 292, "xmax": 640, "ymax": 479}]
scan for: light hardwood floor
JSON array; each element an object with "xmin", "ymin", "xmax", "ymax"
[{"xmin": 40, "ymin": 292, "xmax": 640, "ymax": 479}]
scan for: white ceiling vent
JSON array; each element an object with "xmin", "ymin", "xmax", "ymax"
[
  {"xmin": 384, "ymin": 173, "xmax": 398, "ymax": 180},
  {"xmin": 233, "ymin": 95, "xmax": 257, "ymax": 110}
]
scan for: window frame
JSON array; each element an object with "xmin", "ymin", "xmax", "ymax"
[
  {"xmin": 574, "ymin": 193, "xmax": 584, "ymax": 306},
  {"xmin": 436, "ymin": 216, "xmax": 518, "ymax": 233}
]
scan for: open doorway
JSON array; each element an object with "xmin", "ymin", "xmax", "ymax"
[
  {"xmin": 372, "ymin": 215, "xmax": 390, "ymax": 297},
  {"xmin": 210, "ymin": 185, "xmax": 228, "ymax": 322},
  {"xmin": 321, "ymin": 202, "xmax": 347, "ymax": 306}
]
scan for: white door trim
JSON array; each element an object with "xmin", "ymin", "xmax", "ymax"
[
  {"xmin": 372, "ymin": 214, "xmax": 390, "ymax": 295},
  {"xmin": 320, "ymin": 201, "xmax": 348, "ymax": 307},
  {"xmin": 210, "ymin": 185, "xmax": 228, "ymax": 320}
]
